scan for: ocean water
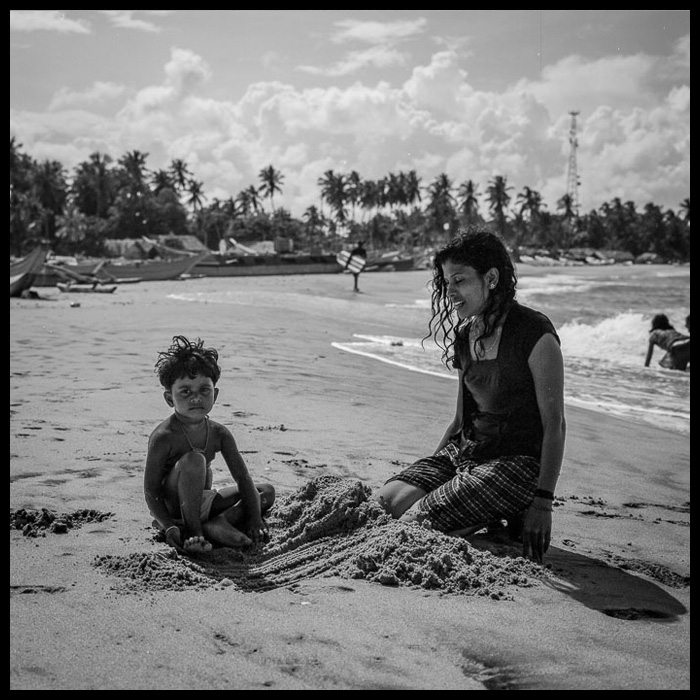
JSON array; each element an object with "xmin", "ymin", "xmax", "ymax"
[
  {"xmin": 331, "ymin": 264, "xmax": 691, "ymax": 436},
  {"xmin": 169, "ymin": 264, "xmax": 690, "ymax": 436}
]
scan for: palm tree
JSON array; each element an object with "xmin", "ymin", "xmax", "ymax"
[
  {"xmin": 258, "ymin": 165, "xmax": 284, "ymax": 214},
  {"xmin": 601, "ymin": 197, "xmax": 636, "ymax": 251},
  {"xmin": 556, "ymin": 193, "xmax": 577, "ymax": 221},
  {"xmin": 151, "ymin": 169, "xmax": 175, "ymax": 196},
  {"xmin": 221, "ymin": 196, "xmax": 240, "ymax": 220},
  {"xmin": 403, "ymin": 170, "xmax": 422, "ymax": 210},
  {"xmin": 385, "ymin": 172, "xmax": 403, "ymax": 211},
  {"xmin": 317, "ymin": 170, "xmax": 337, "ymax": 214},
  {"xmin": 185, "ymin": 179, "xmax": 206, "ymax": 212},
  {"xmin": 169, "ymin": 159, "xmax": 192, "ymax": 193},
  {"xmin": 10, "ymin": 137, "xmax": 39, "ymax": 254},
  {"xmin": 456, "ymin": 179, "xmax": 481, "ymax": 227},
  {"xmin": 303, "ymin": 205, "xmax": 325, "ymax": 248},
  {"xmin": 359, "ymin": 179, "xmax": 382, "ymax": 221},
  {"xmin": 516, "ymin": 186, "xmax": 543, "ymax": 221},
  {"xmin": 31, "ymin": 159, "xmax": 68, "ymax": 242},
  {"xmin": 10, "ymin": 136, "xmax": 32, "ymax": 197},
  {"xmin": 486, "ymin": 175, "xmax": 513, "ymax": 241},
  {"xmin": 55, "ymin": 201, "xmax": 90, "ymax": 252},
  {"xmin": 679, "ymin": 197, "xmax": 690, "ymax": 222},
  {"xmin": 72, "ymin": 152, "xmax": 114, "ymax": 219},
  {"xmin": 236, "ymin": 185, "xmax": 262, "ymax": 217},
  {"xmin": 425, "ymin": 173, "xmax": 456, "ymax": 237},
  {"xmin": 317, "ymin": 170, "xmax": 348, "ymax": 232},
  {"xmin": 515, "ymin": 186, "xmax": 544, "ymax": 246},
  {"xmin": 346, "ymin": 170, "xmax": 362, "ymax": 222},
  {"xmin": 118, "ymin": 150, "xmax": 149, "ymax": 193}
]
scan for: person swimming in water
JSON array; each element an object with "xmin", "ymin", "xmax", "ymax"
[{"xmin": 644, "ymin": 313, "xmax": 690, "ymax": 371}]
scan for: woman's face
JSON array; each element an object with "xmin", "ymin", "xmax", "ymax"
[{"xmin": 442, "ymin": 260, "xmax": 495, "ymax": 320}]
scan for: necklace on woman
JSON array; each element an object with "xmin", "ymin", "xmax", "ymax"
[{"xmin": 470, "ymin": 320, "xmax": 502, "ymax": 359}]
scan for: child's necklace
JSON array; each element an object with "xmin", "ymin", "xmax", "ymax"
[{"xmin": 176, "ymin": 416, "xmax": 210, "ymax": 454}]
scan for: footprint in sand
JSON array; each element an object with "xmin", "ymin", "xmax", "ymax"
[{"xmin": 10, "ymin": 584, "xmax": 67, "ymax": 595}]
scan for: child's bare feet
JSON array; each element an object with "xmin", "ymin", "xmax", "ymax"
[
  {"xmin": 183, "ymin": 535, "xmax": 213, "ymax": 553},
  {"xmin": 204, "ymin": 517, "xmax": 252, "ymax": 548}
]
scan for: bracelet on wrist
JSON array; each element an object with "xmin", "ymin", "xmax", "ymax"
[
  {"xmin": 533, "ymin": 488, "xmax": 555, "ymax": 500},
  {"xmin": 164, "ymin": 525, "xmax": 179, "ymax": 536}
]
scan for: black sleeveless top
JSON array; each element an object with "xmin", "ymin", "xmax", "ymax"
[{"xmin": 452, "ymin": 302, "xmax": 559, "ymax": 460}]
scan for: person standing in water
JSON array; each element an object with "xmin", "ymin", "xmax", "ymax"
[{"xmin": 644, "ymin": 313, "xmax": 690, "ymax": 371}]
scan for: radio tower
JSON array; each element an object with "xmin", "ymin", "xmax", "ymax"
[{"xmin": 566, "ymin": 110, "xmax": 580, "ymax": 216}]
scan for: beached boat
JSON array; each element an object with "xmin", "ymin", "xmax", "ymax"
[
  {"xmin": 10, "ymin": 246, "xmax": 49, "ymax": 297},
  {"xmin": 34, "ymin": 251, "xmax": 209, "ymax": 286},
  {"xmin": 193, "ymin": 253, "xmax": 341, "ymax": 277},
  {"xmin": 38, "ymin": 260, "xmax": 119, "ymax": 288},
  {"xmin": 89, "ymin": 251, "xmax": 209, "ymax": 282},
  {"xmin": 57, "ymin": 282, "xmax": 118, "ymax": 294},
  {"xmin": 364, "ymin": 252, "xmax": 415, "ymax": 272}
]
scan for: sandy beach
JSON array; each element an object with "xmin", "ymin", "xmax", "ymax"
[{"xmin": 10, "ymin": 271, "xmax": 689, "ymax": 690}]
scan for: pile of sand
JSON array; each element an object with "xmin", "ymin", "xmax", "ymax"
[
  {"xmin": 10, "ymin": 508, "xmax": 113, "ymax": 537},
  {"xmin": 93, "ymin": 476, "xmax": 546, "ymax": 598}
]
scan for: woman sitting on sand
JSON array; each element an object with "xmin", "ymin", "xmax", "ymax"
[
  {"xmin": 375, "ymin": 228, "xmax": 566, "ymax": 563},
  {"xmin": 644, "ymin": 313, "xmax": 690, "ymax": 372}
]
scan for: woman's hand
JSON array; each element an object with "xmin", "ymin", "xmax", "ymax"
[{"xmin": 521, "ymin": 504, "xmax": 552, "ymax": 563}]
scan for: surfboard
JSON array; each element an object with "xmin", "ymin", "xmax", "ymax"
[{"xmin": 336, "ymin": 250, "xmax": 366, "ymax": 274}]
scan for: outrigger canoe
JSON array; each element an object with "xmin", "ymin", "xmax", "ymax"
[
  {"xmin": 10, "ymin": 246, "xmax": 49, "ymax": 297},
  {"xmin": 57, "ymin": 282, "xmax": 118, "ymax": 294}
]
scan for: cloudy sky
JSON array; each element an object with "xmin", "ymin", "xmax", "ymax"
[{"xmin": 10, "ymin": 10, "xmax": 690, "ymax": 218}]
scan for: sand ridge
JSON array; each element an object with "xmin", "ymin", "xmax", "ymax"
[
  {"xmin": 91, "ymin": 475, "xmax": 546, "ymax": 598},
  {"xmin": 10, "ymin": 507, "xmax": 114, "ymax": 536}
]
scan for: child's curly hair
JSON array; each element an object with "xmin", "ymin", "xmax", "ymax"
[{"xmin": 155, "ymin": 335, "xmax": 221, "ymax": 389}]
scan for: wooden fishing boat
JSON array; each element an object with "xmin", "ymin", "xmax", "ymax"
[
  {"xmin": 88, "ymin": 250, "xmax": 210, "ymax": 282},
  {"xmin": 34, "ymin": 251, "xmax": 209, "ymax": 286},
  {"xmin": 56, "ymin": 282, "xmax": 118, "ymax": 294},
  {"xmin": 193, "ymin": 252, "xmax": 341, "ymax": 277},
  {"xmin": 364, "ymin": 252, "xmax": 415, "ymax": 272},
  {"xmin": 10, "ymin": 246, "xmax": 49, "ymax": 297}
]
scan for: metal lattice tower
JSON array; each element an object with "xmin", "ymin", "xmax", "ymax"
[{"xmin": 566, "ymin": 110, "xmax": 580, "ymax": 215}]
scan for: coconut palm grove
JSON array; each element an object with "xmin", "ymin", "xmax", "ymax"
[{"xmin": 10, "ymin": 137, "xmax": 689, "ymax": 263}]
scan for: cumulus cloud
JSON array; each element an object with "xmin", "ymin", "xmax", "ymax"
[
  {"xmin": 300, "ymin": 17, "xmax": 426, "ymax": 77},
  {"xmin": 298, "ymin": 45, "xmax": 409, "ymax": 77},
  {"xmin": 331, "ymin": 17, "xmax": 427, "ymax": 45},
  {"xmin": 99, "ymin": 10, "xmax": 173, "ymax": 33},
  {"xmin": 10, "ymin": 10, "xmax": 90, "ymax": 34},
  {"xmin": 11, "ymin": 30, "xmax": 690, "ymax": 216},
  {"xmin": 48, "ymin": 81, "xmax": 126, "ymax": 111}
]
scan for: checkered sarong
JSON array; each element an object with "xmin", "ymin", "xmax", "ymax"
[{"xmin": 385, "ymin": 441, "xmax": 539, "ymax": 532}]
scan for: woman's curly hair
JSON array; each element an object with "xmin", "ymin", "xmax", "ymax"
[
  {"xmin": 425, "ymin": 228, "xmax": 518, "ymax": 367},
  {"xmin": 155, "ymin": 335, "xmax": 221, "ymax": 389}
]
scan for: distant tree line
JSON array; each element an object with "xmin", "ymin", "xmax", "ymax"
[{"xmin": 10, "ymin": 136, "xmax": 690, "ymax": 262}]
